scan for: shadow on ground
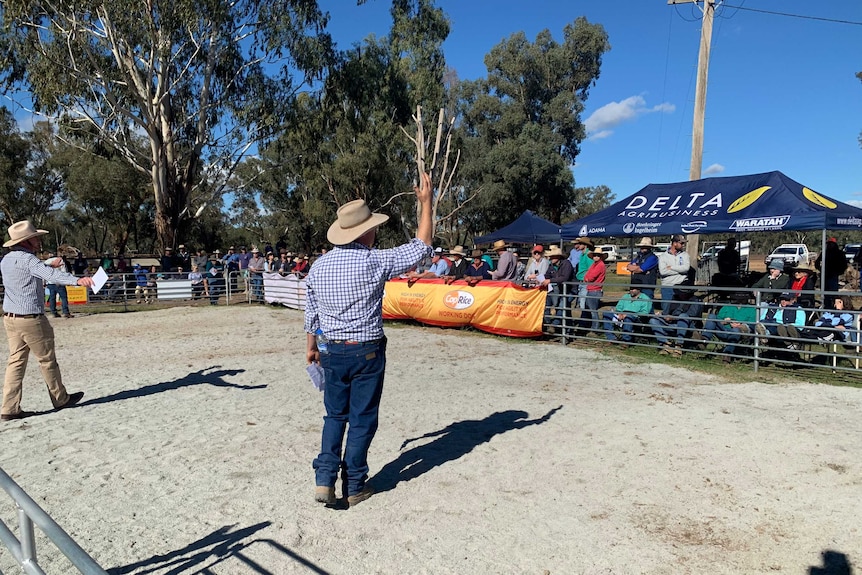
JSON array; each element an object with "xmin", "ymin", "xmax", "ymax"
[{"xmin": 371, "ymin": 405, "xmax": 562, "ymax": 493}]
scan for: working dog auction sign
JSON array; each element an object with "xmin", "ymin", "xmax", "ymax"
[{"xmin": 383, "ymin": 278, "xmax": 546, "ymax": 337}]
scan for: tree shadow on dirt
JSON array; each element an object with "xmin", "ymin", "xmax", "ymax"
[
  {"xmin": 370, "ymin": 405, "xmax": 562, "ymax": 493},
  {"xmin": 809, "ymin": 550, "xmax": 854, "ymax": 575},
  {"xmin": 108, "ymin": 521, "xmax": 331, "ymax": 575},
  {"xmin": 78, "ymin": 366, "xmax": 264, "ymax": 408}
]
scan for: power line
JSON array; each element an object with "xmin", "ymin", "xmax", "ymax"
[{"xmin": 721, "ymin": 4, "xmax": 862, "ymax": 26}]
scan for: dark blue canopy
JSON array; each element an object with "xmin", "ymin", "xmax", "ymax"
[
  {"xmin": 561, "ymin": 171, "xmax": 862, "ymax": 239},
  {"xmin": 473, "ymin": 210, "xmax": 562, "ymax": 245}
]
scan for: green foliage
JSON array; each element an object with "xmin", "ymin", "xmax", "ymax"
[{"xmin": 453, "ymin": 17, "xmax": 611, "ymax": 237}]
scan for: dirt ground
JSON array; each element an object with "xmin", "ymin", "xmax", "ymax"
[{"xmin": 0, "ymin": 304, "xmax": 858, "ymax": 574}]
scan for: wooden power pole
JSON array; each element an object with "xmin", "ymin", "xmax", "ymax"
[{"xmin": 669, "ymin": 0, "xmax": 716, "ymax": 260}]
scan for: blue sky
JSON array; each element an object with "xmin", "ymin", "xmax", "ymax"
[{"xmin": 320, "ymin": 0, "xmax": 862, "ymax": 206}]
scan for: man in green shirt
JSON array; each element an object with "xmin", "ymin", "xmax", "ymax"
[
  {"xmin": 601, "ymin": 284, "xmax": 652, "ymax": 346},
  {"xmin": 701, "ymin": 292, "xmax": 757, "ymax": 362}
]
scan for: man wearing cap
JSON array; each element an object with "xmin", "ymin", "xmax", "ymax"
[
  {"xmin": 490, "ymin": 239, "xmax": 517, "ymax": 281},
  {"xmin": 305, "ymin": 172, "xmax": 433, "ymax": 508},
  {"xmin": 0, "ymin": 221, "xmax": 95, "ymax": 420},
  {"xmin": 441, "ymin": 246, "xmax": 468, "ymax": 282},
  {"xmin": 657, "ymin": 234, "xmax": 692, "ymax": 315},
  {"xmin": 247, "ymin": 247, "xmax": 265, "ymax": 301},
  {"xmin": 407, "ymin": 247, "xmax": 449, "ymax": 279},
  {"xmin": 601, "ymin": 284, "xmax": 652, "ymax": 347},
  {"xmin": 524, "ymin": 245, "xmax": 549, "ymax": 284},
  {"xmin": 626, "ymin": 238, "xmax": 659, "ymax": 299},
  {"xmin": 752, "ymin": 259, "xmax": 790, "ymax": 303}
]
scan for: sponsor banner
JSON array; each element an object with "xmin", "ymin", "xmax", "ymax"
[
  {"xmin": 835, "ymin": 216, "xmax": 862, "ymax": 228},
  {"xmin": 382, "ymin": 278, "xmax": 546, "ymax": 337},
  {"xmin": 263, "ymin": 272, "xmax": 306, "ymax": 310},
  {"xmin": 729, "ymin": 215, "xmax": 790, "ymax": 232}
]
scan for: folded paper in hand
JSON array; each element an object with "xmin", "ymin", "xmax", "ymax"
[{"xmin": 306, "ymin": 363, "xmax": 325, "ymax": 392}]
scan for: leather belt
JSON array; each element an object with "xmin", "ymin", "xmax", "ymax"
[
  {"xmin": 3, "ymin": 313, "xmax": 43, "ymax": 318},
  {"xmin": 329, "ymin": 338, "xmax": 383, "ymax": 345}
]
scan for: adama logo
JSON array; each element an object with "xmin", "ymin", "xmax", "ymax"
[{"xmin": 443, "ymin": 290, "xmax": 475, "ymax": 310}]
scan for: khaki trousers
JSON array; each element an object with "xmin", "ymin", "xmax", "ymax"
[{"xmin": 2, "ymin": 315, "xmax": 69, "ymax": 415}]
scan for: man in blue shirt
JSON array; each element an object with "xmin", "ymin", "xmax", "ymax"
[
  {"xmin": 407, "ymin": 248, "xmax": 450, "ymax": 279},
  {"xmin": 305, "ymin": 173, "xmax": 433, "ymax": 508}
]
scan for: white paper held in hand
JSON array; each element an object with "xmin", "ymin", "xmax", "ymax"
[
  {"xmin": 91, "ymin": 267, "xmax": 109, "ymax": 294},
  {"xmin": 306, "ymin": 363, "xmax": 325, "ymax": 392}
]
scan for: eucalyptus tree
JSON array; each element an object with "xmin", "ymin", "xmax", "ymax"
[
  {"xmin": 0, "ymin": 0, "xmax": 333, "ymax": 250},
  {"xmin": 454, "ymin": 17, "xmax": 611, "ymax": 236}
]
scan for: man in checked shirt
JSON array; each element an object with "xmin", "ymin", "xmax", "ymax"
[
  {"xmin": 1, "ymin": 221, "xmax": 95, "ymax": 420},
  {"xmin": 305, "ymin": 172, "xmax": 433, "ymax": 508}
]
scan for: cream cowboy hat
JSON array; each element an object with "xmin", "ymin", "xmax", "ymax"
[
  {"xmin": 448, "ymin": 245, "xmax": 468, "ymax": 257},
  {"xmin": 588, "ymin": 247, "xmax": 609, "ymax": 260},
  {"xmin": 792, "ymin": 262, "xmax": 817, "ymax": 274},
  {"xmin": 545, "ymin": 246, "xmax": 566, "ymax": 258},
  {"xmin": 327, "ymin": 200, "xmax": 389, "ymax": 245},
  {"xmin": 4, "ymin": 220, "xmax": 49, "ymax": 248},
  {"xmin": 573, "ymin": 236, "xmax": 594, "ymax": 248},
  {"xmin": 636, "ymin": 237, "xmax": 653, "ymax": 247},
  {"xmin": 492, "ymin": 239, "xmax": 511, "ymax": 251}
]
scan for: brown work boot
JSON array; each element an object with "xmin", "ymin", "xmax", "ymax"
[
  {"xmin": 314, "ymin": 486, "xmax": 335, "ymax": 505},
  {"xmin": 347, "ymin": 486, "xmax": 374, "ymax": 508}
]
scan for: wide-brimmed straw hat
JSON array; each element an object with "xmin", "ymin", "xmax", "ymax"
[
  {"xmin": 4, "ymin": 221, "xmax": 49, "ymax": 248},
  {"xmin": 470, "ymin": 249, "xmax": 484, "ymax": 258},
  {"xmin": 792, "ymin": 262, "xmax": 817, "ymax": 274},
  {"xmin": 573, "ymin": 236, "xmax": 594, "ymax": 248},
  {"xmin": 327, "ymin": 199, "xmax": 389, "ymax": 245},
  {"xmin": 448, "ymin": 245, "xmax": 468, "ymax": 257},
  {"xmin": 588, "ymin": 247, "xmax": 609, "ymax": 260},
  {"xmin": 545, "ymin": 246, "xmax": 566, "ymax": 258},
  {"xmin": 636, "ymin": 237, "xmax": 653, "ymax": 247},
  {"xmin": 492, "ymin": 239, "xmax": 510, "ymax": 251}
]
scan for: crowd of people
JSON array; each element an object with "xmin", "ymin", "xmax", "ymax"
[{"xmin": 399, "ymin": 233, "xmax": 860, "ymax": 366}]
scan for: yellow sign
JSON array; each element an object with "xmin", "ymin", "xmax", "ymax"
[
  {"xmin": 383, "ymin": 279, "xmax": 546, "ymax": 337},
  {"xmin": 66, "ymin": 286, "xmax": 89, "ymax": 305}
]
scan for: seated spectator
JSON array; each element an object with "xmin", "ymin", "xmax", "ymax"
[
  {"xmin": 626, "ymin": 238, "xmax": 659, "ymax": 300},
  {"xmin": 277, "ymin": 251, "xmax": 294, "ymax": 275},
  {"xmin": 524, "ymin": 245, "xmax": 549, "ymax": 285},
  {"xmin": 755, "ymin": 292, "xmax": 806, "ymax": 351},
  {"xmin": 788, "ymin": 263, "xmax": 817, "ymax": 309},
  {"xmin": 464, "ymin": 249, "xmax": 491, "ymax": 284},
  {"xmin": 408, "ymin": 249, "xmax": 450, "ymax": 279},
  {"xmin": 699, "ymin": 292, "xmax": 757, "ymax": 363},
  {"xmin": 292, "ymin": 254, "xmax": 310, "ymax": 275},
  {"xmin": 189, "ymin": 265, "xmax": 204, "ymax": 299},
  {"xmin": 802, "ymin": 295, "xmax": 858, "ymax": 344},
  {"xmin": 540, "ymin": 245, "xmax": 576, "ymax": 337},
  {"xmin": 648, "ymin": 288, "xmax": 703, "ymax": 357},
  {"xmin": 602, "ymin": 284, "xmax": 652, "ymax": 348},
  {"xmin": 133, "ymin": 263, "xmax": 151, "ymax": 303},
  {"xmin": 751, "ymin": 259, "xmax": 790, "ymax": 303},
  {"xmin": 511, "ymin": 249, "xmax": 526, "ymax": 282},
  {"xmin": 441, "ymin": 246, "xmax": 468, "ymax": 282}
]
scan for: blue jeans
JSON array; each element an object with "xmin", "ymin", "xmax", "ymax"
[
  {"xmin": 47, "ymin": 284, "xmax": 69, "ymax": 315},
  {"xmin": 314, "ymin": 337, "xmax": 387, "ymax": 496},
  {"xmin": 602, "ymin": 312, "xmax": 638, "ymax": 342},
  {"xmin": 703, "ymin": 314, "xmax": 745, "ymax": 354},
  {"xmin": 250, "ymin": 275, "xmax": 263, "ymax": 301},
  {"xmin": 584, "ymin": 290, "xmax": 602, "ymax": 332},
  {"xmin": 649, "ymin": 313, "xmax": 693, "ymax": 345},
  {"xmin": 660, "ymin": 286, "xmax": 677, "ymax": 315}
]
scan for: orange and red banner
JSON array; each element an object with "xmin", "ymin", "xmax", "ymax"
[{"xmin": 383, "ymin": 278, "xmax": 547, "ymax": 337}]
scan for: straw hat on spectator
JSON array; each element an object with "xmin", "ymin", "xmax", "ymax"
[
  {"xmin": 492, "ymin": 239, "xmax": 511, "ymax": 251},
  {"xmin": 793, "ymin": 262, "xmax": 817, "ymax": 274},
  {"xmin": 470, "ymin": 249, "xmax": 484, "ymax": 258},
  {"xmin": 636, "ymin": 237, "xmax": 653, "ymax": 247},
  {"xmin": 573, "ymin": 237, "xmax": 594, "ymax": 248},
  {"xmin": 327, "ymin": 199, "xmax": 389, "ymax": 245},
  {"xmin": 588, "ymin": 247, "xmax": 609, "ymax": 260},
  {"xmin": 448, "ymin": 245, "xmax": 468, "ymax": 257},
  {"xmin": 545, "ymin": 246, "xmax": 566, "ymax": 258},
  {"xmin": 4, "ymin": 221, "xmax": 50, "ymax": 247}
]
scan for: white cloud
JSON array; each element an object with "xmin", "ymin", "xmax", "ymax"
[
  {"xmin": 847, "ymin": 200, "xmax": 862, "ymax": 208},
  {"xmin": 703, "ymin": 163, "xmax": 725, "ymax": 175},
  {"xmin": 584, "ymin": 95, "xmax": 675, "ymax": 139}
]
